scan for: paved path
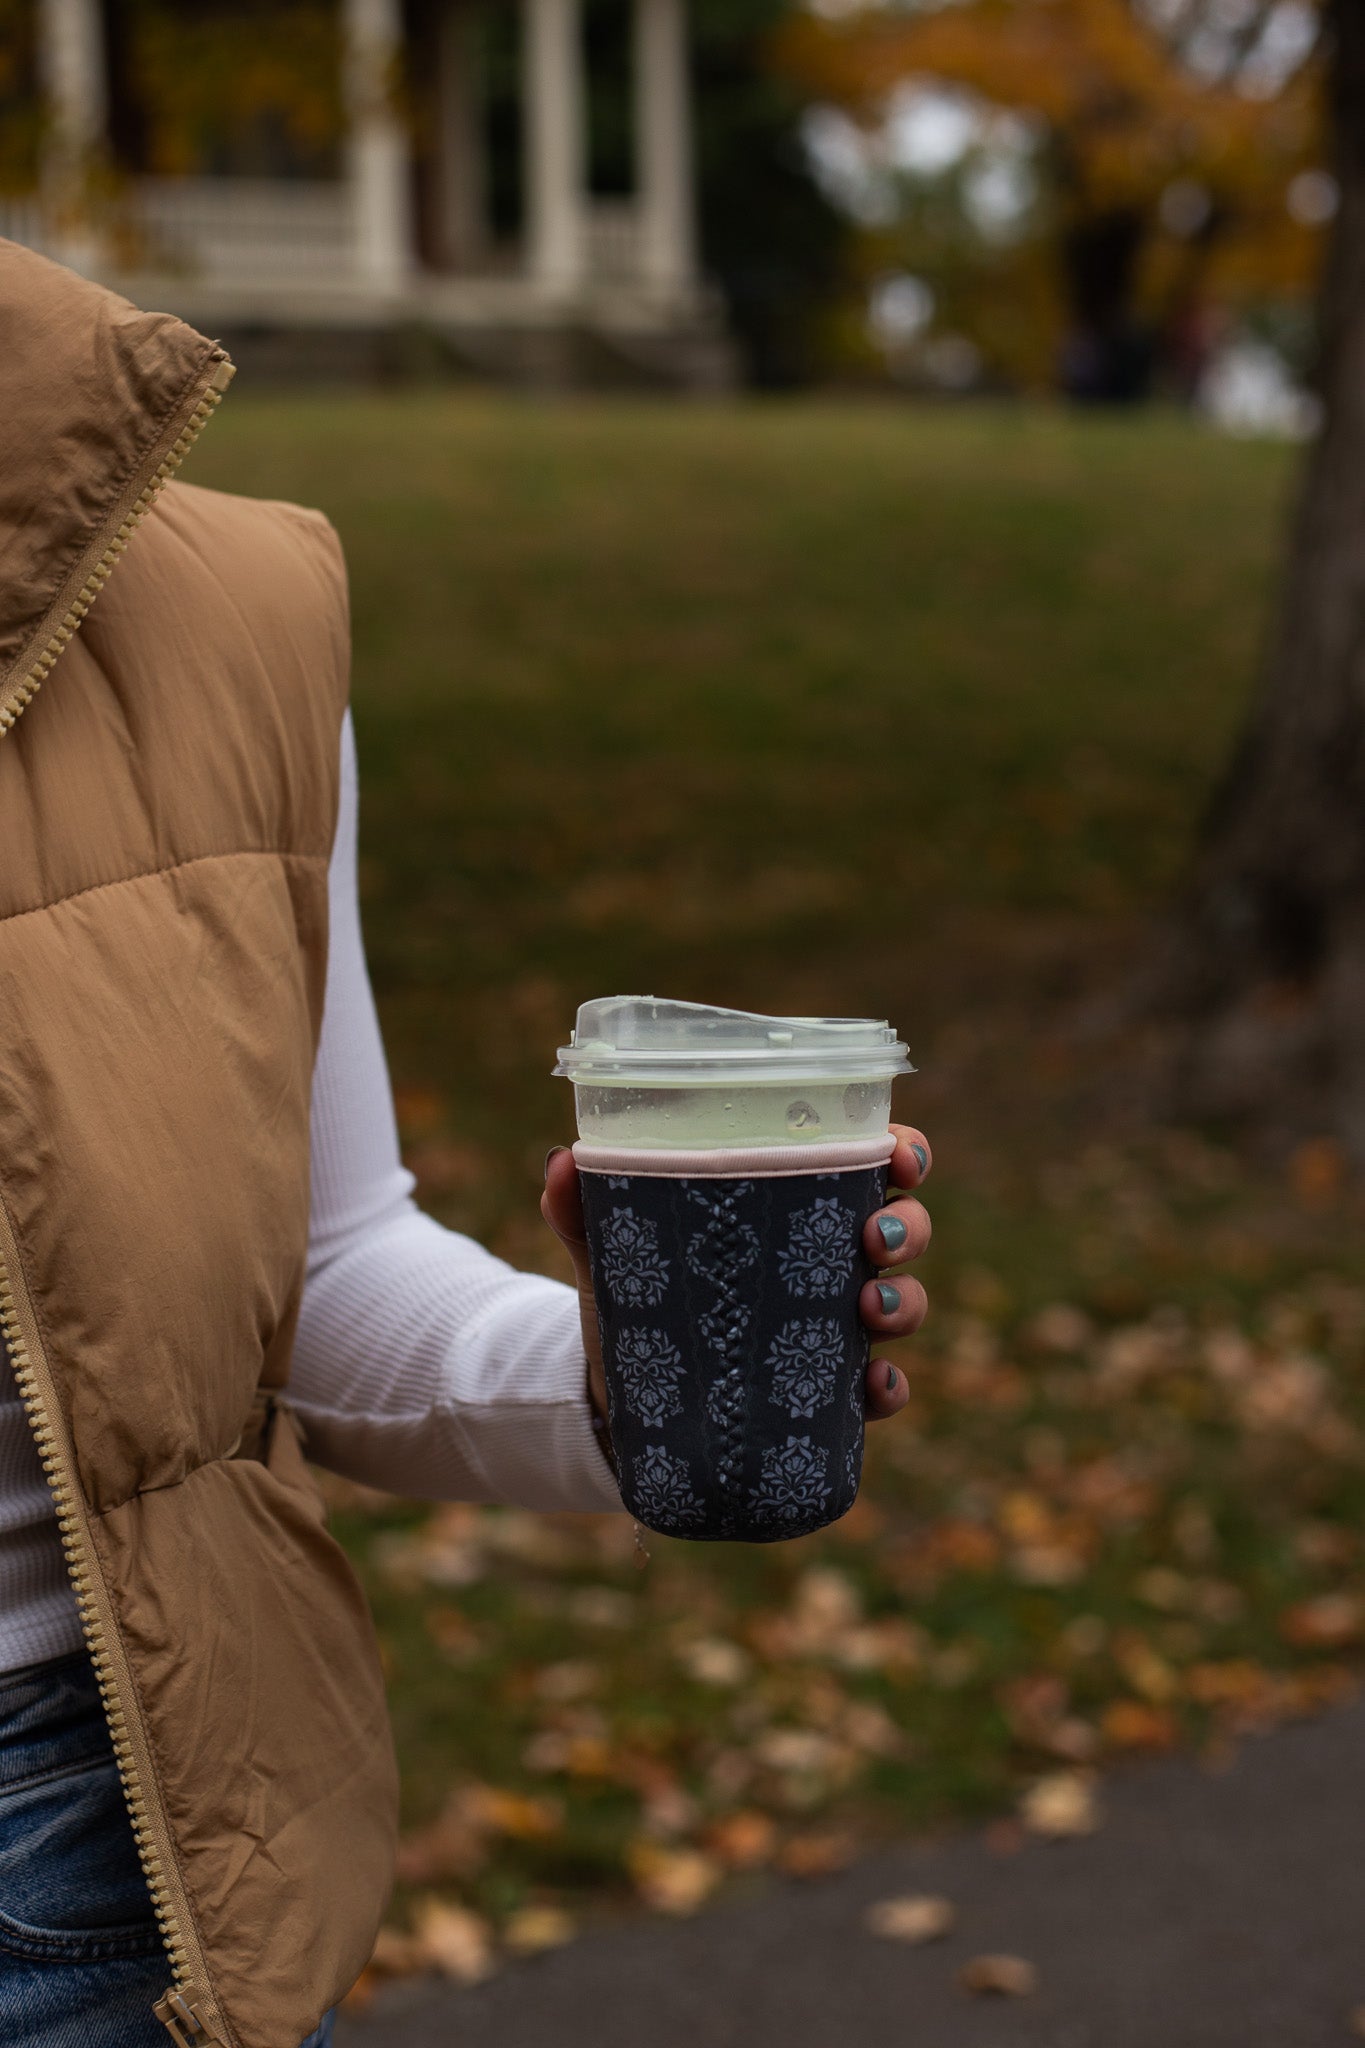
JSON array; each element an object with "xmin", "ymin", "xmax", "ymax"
[{"xmin": 338, "ymin": 1694, "xmax": 1365, "ymax": 2048}]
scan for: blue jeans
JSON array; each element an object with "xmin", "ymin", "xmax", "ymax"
[{"xmin": 0, "ymin": 1648, "xmax": 333, "ymax": 2048}]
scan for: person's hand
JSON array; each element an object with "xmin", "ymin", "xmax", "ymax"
[
  {"xmin": 541, "ymin": 1145, "xmax": 611, "ymax": 1443},
  {"xmin": 541, "ymin": 1122, "xmax": 932, "ymax": 1453},
  {"xmin": 860, "ymin": 1122, "xmax": 932, "ymax": 1421}
]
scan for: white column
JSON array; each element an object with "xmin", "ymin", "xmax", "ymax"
[
  {"xmin": 634, "ymin": 0, "xmax": 696, "ymax": 295},
  {"xmin": 38, "ymin": 0, "xmax": 107, "ymax": 267},
  {"xmin": 523, "ymin": 0, "xmax": 587, "ymax": 293},
  {"xmin": 344, "ymin": 0, "xmax": 414, "ymax": 291}
]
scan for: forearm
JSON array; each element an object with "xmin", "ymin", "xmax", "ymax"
[
  {"xmin": 292, "ymin": 1201, "xmax": 621, "ymax": 1511},
  {"xmin": 297, "ymin": 708, "xmax": 620, "ymax": 1515}
]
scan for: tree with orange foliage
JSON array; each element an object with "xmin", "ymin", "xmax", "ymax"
[
  {"xmin": 797, "ymin": 1, "xmax": 1365, "ymax": 1164},
  {"xmin": 781, "ymin": 0, "xmax": 1323, "ymax": 396}
]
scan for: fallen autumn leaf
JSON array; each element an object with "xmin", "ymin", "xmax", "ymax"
[
  {"xmin": 503, "ymin": 1905, "xmax": 575, "ymax": 1955},
  {"xmin": 1020, "ymin": 1770, "xmax": 1101, "ymax": 1838},
  {"xmin": 959, "ymin": 1954, "xmax": 1040, "ymax": 1998},
  {"xmin": 865, "ymin": 1894, "xmax": 957, "ymax": 1944},
  {"xmin": 627, "ymin": 1842, "xmax": 722, "ymax": 1916},
  {"xmin": 411, "ymin": 1897, "xmax": 495, "ymax": 1985}
]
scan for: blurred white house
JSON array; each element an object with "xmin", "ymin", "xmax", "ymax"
[{"xmin": 3, "ymin": 0, "xmax": 731, "ymax": 383}]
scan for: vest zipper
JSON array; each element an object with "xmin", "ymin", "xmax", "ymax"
[
  {"xmin": 0, "ymin": 1201, "xmax": 230, "ymax": 2044},
  {"xmin": 0, "ymin": 352, "xmax": 235, "ymax": 738},
  {"xmin": 0, "ymin": 351, "xmax": 237, "ymax": 2043}
]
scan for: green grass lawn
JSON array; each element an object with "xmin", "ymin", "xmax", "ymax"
[{"xmin": 192, "ymin": 396, "xmax": 1365, "ymax": 1974}]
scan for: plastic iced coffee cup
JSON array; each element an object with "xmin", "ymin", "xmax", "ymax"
[{"xmin": 554, "ymin": 997, "xmax": 913, "ymax": 1542}]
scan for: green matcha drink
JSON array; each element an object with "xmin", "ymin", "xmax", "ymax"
[{"xmin": 556, "ymin": 996, "xmax": 912, "ymax": 1153}]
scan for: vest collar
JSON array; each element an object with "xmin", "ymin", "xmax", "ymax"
[{"xmin": 0, "ymin": 240, "xmax": 234, "ymax": 736}]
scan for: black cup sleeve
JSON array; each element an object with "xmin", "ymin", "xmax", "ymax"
[{"xmin": 579, "ymin": 1161, "xmax": 890, "ymax": 1543}]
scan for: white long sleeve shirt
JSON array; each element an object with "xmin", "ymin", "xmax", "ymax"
[{"xmin": 0, "ymin": 712, "xmax": 619, "ymax": 1675}]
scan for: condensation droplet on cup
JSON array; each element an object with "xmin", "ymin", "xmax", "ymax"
[
  {"xmin": 786, "ymin": 1100, "xmax": 820, "ymax": 1133},
  {"xmin": 843, "ymin": 1081, "xmax": 880, "ymax": 1124}
]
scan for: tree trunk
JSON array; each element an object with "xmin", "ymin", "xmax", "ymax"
[
  {"xmin": 1057, "ymin": 205, "xmax": 1155, "ymax": 403},
  {"xmin": 1154, "ymin": 0, "xmax": 1365, "ymax": 1159}
]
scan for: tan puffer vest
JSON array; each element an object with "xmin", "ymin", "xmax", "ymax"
[{"xmin": 0, "ymin": 241, "xmax": 398, "ymax": 2047}]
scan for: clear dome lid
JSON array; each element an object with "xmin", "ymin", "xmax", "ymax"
[{"xmin": 554, "ymin": 995, "xmax": 912, "ymax": 1085}]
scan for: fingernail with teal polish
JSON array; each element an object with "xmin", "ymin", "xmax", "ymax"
[
  {"xmin": 877, "ymin": 1283, "xmax": 900, "ymax": 1316},
  {"xmin": 885, "ymin": 1364, "xmax": 898, "ymax": 1392},
  {"xmin": 544, "ymin": 1145, "xmax": 567, "ymax": 1180},
  {"xmin": 911, "ymin": 1144, "xmax": 928, "ymax": 1177},
  {"xmin": 877, "ymin": 1215, "xmax": 908, "ymax": 1250}
]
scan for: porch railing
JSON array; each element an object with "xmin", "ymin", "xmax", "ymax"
[{"xmin": 0, "ymin": 182, "xmax": 652, "ymax": 291}]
